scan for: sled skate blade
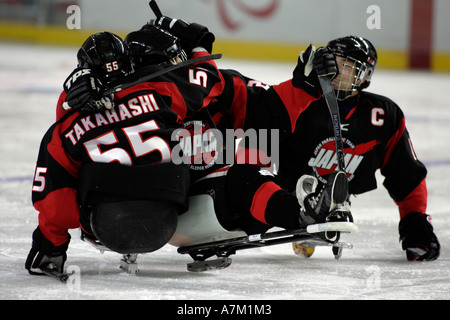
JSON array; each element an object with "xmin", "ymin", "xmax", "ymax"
[
  {"xmin": 179, "ymin": 223, "xmax": 358, "ymax": 270},
  {"xmin": 120, "ymin": 254, "xmax": 139, "ymax": 275},
  {"xmin": 187, "ymin": 257, "xmax": 232, "ymax": 272},
  {"xmin": 333, "ymin": 242, "xmax": 353, "ymax": 259},
  {"xmin": 293, "ymin": 240, "xmax": 353, "ymax": 260}
]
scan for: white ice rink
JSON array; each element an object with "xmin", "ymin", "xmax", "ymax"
[{"xmin": 1, "ymin": 42, "xmax": 449, "ymax": 300}]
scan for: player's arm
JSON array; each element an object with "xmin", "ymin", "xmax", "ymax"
[
  {"xmin": 221, "ymin": 46, "xmax": 337, "ymax": 139},
  {"xmin": 380, "ymin": 114, "xmax": 439, "ymax": 261},
  {"xmin": 215, "ymin": 70, "xmax": 295, "ymax": 137},
  {"xmin": 273, "ymin": 45, "xmax": 338, "ymax": 132},
  {"xmin": 26, "ymin": 122, "xmax": 81, "ymax": 275}
]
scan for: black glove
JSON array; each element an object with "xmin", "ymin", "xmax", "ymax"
[
  {"xmin": 63, "ymin": 68, "xmax": 113, "ymax": 112},
  {"xmin": 292, "ymin": 45, "xmax": 320, "ymax": 97},
  {"xmin": 25, "ymin": 227, "xmax": 70, "ymax": 275},
  {"xmin": 313, "ymin": 46, "xmax": 339, "ymax": 79},
  {"xmin": 152, "ymin": 16, "xmax": 215, "ymax": 55},
  {"xmin": 293, "ymin": 45, "xmax": 339, "ymax": 97},
  {"xmin": 399, "ymin": 212, "xmax": 440, "ymax": 261}
]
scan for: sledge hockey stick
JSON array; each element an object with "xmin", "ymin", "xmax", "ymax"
[
  {"xmin": 148, "ymin": 0, "xmax": 219, "ymax": 130},
  {"xmin": 62, "ymin": 0, "xmax": 222, "ymax": 109},
  {"xmin": 107, "ymin": 0, "xmax": 223, "ymax": 96},
  {"xmin": 318, "ymin": 76, "xmax": 346, "ymax": 173},
  {"xmin": 104, "ymin": 53, "xmax": 222, "ymax": 95},
  {"xmin": 108, "ymin": 0, "xmax": 223, "ymax": 94},
  {"xmin": 61, "ymin": 53, "xmax": 222, "ymax": 110},
  {"xmin": 149, "ymin": 0, "xmax": 163, "ymax": 18}
]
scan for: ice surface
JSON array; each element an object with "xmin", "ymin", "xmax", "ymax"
[{"xmin": 1, "ymin": 42, "xmax": 449, "ymax": 301}]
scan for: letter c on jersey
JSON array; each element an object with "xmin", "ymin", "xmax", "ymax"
[{"xmin": 371, "ymin": 108, "xmax": 385, "ymax": 126}]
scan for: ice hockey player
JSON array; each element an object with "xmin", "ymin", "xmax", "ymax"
[
  {"xmin": 25, "ymin": 29, "xmax": 224, "ymax": 276},
  {"xmin": 275, "ymin": 36, "xmax": 440, "ymax": 261},
  {"xmin": 151, "ymin": 16, "xmax": 351, "ymax": 235},
  {"xmin": 60, "ymin": 18, "xmax": 349, "ymax": 245},
  {"xmin": 46, "ymin": 19, "xmax": 348, "ymax": 253},
  {"xmin": 181, "ymin": 66, "xmax": 351, "ymax": 236},
  {"xmin": 153, "ymin": 17, "xmax": 437, "ymax": 261},
  {"xmin": 44, "ymin": 22, "xmax": 350, "ymax": 273}
]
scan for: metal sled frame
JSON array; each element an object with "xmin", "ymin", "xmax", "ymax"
[
  {"xmin": 177, "ymin": 221, "xmax": 357, "ymax": 272},
  {"xmin": 79, "ymin": 194, "xmax": 357, "ymax": 274}
]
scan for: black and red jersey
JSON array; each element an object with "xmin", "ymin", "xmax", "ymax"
[
  {"xmin": 215, "ymin": 69, "xmax": 316, "ymax": 136},
  {"xmin": 275, "ymin": 91, "xmax": 428, "ymax": 219},
  {"xmin": 32, "ymin": 52, "xmax": 224, "ymax": 246},
  {"xmin": 183, "ymin": 69, "xmax": 319, "ymax": 182}
]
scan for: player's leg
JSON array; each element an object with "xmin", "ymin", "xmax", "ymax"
[{"xmin": 225, "ymin": 164, "xmax": 336, "ymax": 232}]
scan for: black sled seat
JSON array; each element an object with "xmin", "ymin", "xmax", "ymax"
[{"xmin": 77, "ymin": 161, "xmax": 190, "ymax": 254}]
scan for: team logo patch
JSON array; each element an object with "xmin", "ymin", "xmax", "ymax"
[
  {"xmin": 173, "ymin": 120, "xmax": 219, "ymax": 171},
  {"xmin": 171, "ymin": 121, "xmax": 279, "ymax": 171},
  {"xmin": 308, "ymin": 137, "xmax": 380, "ymax": 184}
]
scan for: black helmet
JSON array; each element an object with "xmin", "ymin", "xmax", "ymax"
[
  {"xmin": 77, "ymin": 32, "xmax": 131, "ymax": 84},
  {"xmin": 124, "ymin": 25, "xmax": 187, "ymax": 68},
  {"xmin": 327, "ymin": 36, "xmax": 378, "ymax": 99}
]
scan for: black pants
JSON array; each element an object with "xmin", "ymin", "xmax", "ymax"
[{"xmin": 190, "ymin": 164, "xmax": 302, "ymax": 235}]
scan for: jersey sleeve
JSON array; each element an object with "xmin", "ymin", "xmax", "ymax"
[
  {"xmin": 272, "ymin": 79, "xmax": 319, "ymax": 133},
  {"xmin": 379, "ymin": 106, "xmax": 428, "ymax": 219},
  {"xmin": 219, "ymin": 69, "xmax": 318, "ymax": 141},
  {"xmin": 172, "ymin": 50, "xmax": 225, "ymax": 119},
  {"xmin": 32, "ymin": 120, "xmax": 82, "ymax": 246}
]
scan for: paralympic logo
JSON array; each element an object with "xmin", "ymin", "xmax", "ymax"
[{"xmin": 203, "ymin": 0, "xmax": 280, "ymax": 30}]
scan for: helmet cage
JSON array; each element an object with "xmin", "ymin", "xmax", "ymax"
[
  {"xmin": 154, "ymin": 42, "xmax": 187, "ymax": 65},
  {"xmin": 168, "ymin": 45, "xmax": 188, "ymax": 65},
  {"xmin": 333, "ymin": 56, "xmax": 372, "ymax": 100},
  {"xmin": 327, "ymin": 36, "xmax": 377, "ymax": 100}
]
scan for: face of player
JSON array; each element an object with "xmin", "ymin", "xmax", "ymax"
[
  {"xmin": 331, "ymin": 56, "xmax": 366, "ymax": 98},
  {"xmin": 168, "ymin": 49, "xmax": 187, "ymax": 65},
  {"xmin": 169, "ymin": 56, "xmax": 184, "ymax": 65}
]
